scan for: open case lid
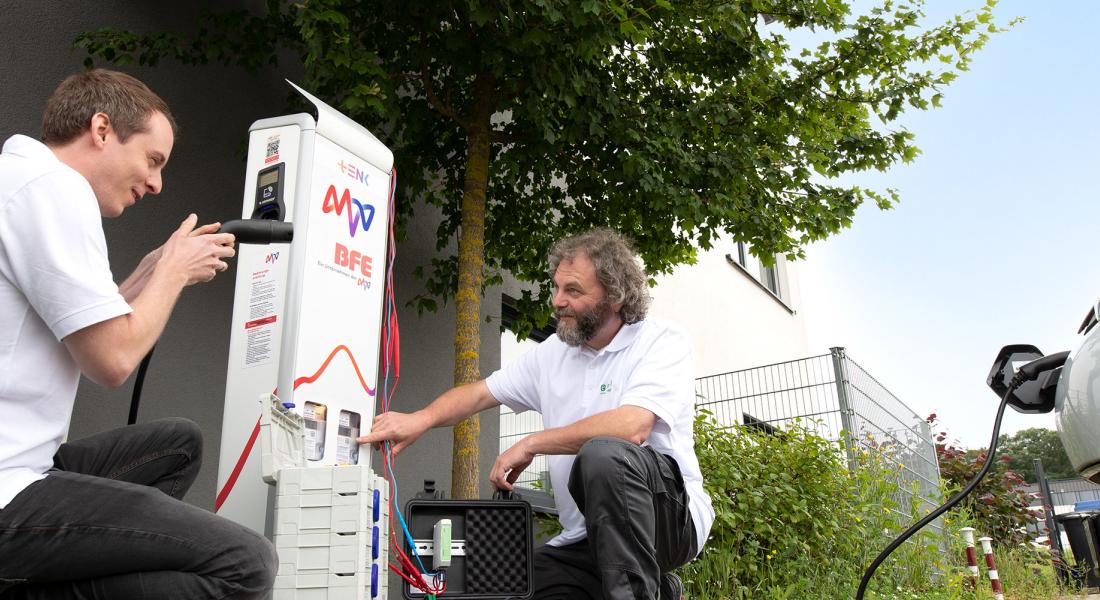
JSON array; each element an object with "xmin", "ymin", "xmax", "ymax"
[{"xmin": 259, "ymin": 394, "xmax": 305, "ymax": 483}]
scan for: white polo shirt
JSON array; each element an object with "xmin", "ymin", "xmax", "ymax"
[
  {"xmin": 0, "ymin": 135, "xmax": 132, "ymax": 508},
  {"xmin": 486, "ymin": 318, "xmax": 714, "ymax": 554}
]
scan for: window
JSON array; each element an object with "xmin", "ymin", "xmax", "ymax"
[
  {"xmin": 730, "ymin": 242, "xmax": 780, "ymax": 297},
  {"xmin": 743, "ymin": 412, "xmax": 780, "ymax": 436}
]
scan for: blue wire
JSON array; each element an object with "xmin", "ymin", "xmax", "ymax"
[{"xmin": 384, "ymin": 438, "xmax": 431, "ymax": 576}]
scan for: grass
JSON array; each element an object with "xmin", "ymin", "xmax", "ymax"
[{"xmin": 855, "ymin": 544, "xmax": 1090, "ymax": 600}]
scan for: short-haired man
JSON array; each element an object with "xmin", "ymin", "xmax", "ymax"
[
  {"xmin": 362, "ymin": 228, "xmax": 713, "ymax": 599},
  {"xmin": 0, "ymin": 70, "xmax": 276, "ymax": 599}
]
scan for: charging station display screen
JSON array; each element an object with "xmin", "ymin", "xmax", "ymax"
[
  {"xmin": 258, "ymin": 169, "xmax": 279, "ymax": 189},
  {"xmin": 254, "ymin": 163, "xmax": 285, "ymax": 220}
]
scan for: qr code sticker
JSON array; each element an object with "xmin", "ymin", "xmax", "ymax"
[{"xmin": 266, "ymin": 136, "xmax": 280, "ymax": 159}]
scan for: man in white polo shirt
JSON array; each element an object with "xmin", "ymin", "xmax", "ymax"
[
  {"xmin": 0, "ymin": 69, "xmax": 275, "ymax": 599},
  {"xmin": 362, "ymin": 228, "xmax": 713, "ymax": 600}
]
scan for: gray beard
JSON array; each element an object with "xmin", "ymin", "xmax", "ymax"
[{"xmin": 556, "ymin": 299, "xmax": 611, "ymax": 347}]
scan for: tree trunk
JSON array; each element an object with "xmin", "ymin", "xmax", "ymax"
[{"xmin": 451, "ymin": 73, "xmax": 494, "ymax": 500}]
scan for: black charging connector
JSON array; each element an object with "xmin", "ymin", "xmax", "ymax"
[
  {"xmin": 1012, "ymin": 351, "xmax": 1071, "ymax": 387},
  {"xmin": 219, "ymin": 219, "xmax": 294, "ymax": 245},
  {"xmin": 855, "ymin": 350, "xmax": 1070, "ymax": 599}
]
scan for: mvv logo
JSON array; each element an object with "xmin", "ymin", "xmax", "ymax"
[{"xmin": 322, "ymin": 185, "xmax": 375, "ymax": 237}]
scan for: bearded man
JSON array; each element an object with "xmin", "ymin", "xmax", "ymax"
[{"xmin": 361, "ymin": 228, "xmax": 712, "ymax": 600}]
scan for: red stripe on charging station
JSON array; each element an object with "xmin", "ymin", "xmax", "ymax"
[{"xmin": 215, "ymin": 417, "xmax": 261, "ymax": 512}]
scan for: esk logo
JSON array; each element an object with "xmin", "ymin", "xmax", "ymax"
[
  {"xmin": 322, "ymin": 185, "xmax": 375, "ymax": 237},
  {"xmin": 336, "ymin": 160, "xmax": 369, "ymax": 184}
]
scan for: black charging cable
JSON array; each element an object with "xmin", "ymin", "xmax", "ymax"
[
  {"xmin": 127, "ymin": 346, "xmax": 155, "ymax": 425},
  {"xmin": 125, "ymin": 219, "xmax": 293, "ymax": 425},
  {"xmin": 855, "ymin": 351, "xmax": 1070, "ymax": 599}
]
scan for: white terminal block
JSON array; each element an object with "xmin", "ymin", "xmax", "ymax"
[
  {"xmin": 276, "ymin": 490, "xmax": 382, "ymax": 536},
  {"xmin": 277, "ymin": 464, "xmax": 378, "ymax": 497},
  {"xmin": 432, "ymin": 519, "xmax": 452, "ymax": 570},
  {"xmin": 274, "ymin": 572, "xmax": 387, "ymax": 600},
  {"xmin": 262, "ymin": 397, "xmax": 391, "ymax": 599},
  {"xmin": 275, "ymin": 530, "xmax": 386, "ymax": 576}
]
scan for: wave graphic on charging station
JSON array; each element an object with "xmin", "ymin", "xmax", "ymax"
[
  {"xmin": 216, "ymin": 344, "xmax": 375, "ymax": 511},
  {"xmin": 292, "ymin": 344, "xmax": 376, "ymax": 397}
]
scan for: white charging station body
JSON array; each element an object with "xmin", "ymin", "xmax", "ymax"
[{"xmin": 213, "ymin": 83, "xmax": 394, "ymax": 598}]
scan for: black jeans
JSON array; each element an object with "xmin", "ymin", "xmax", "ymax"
[
  {"xmin": 0, "ymin": 418, "xmax": 276, "ymax": 599},
  {"xmin": 533, "ymin": 437, "xmax": 697, "ymax": 600}
]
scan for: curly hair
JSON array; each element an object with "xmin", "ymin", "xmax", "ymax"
[
  {"xmin": 42, "ymin": 69, "xmax": 177, "ymax": 145},
  {"xmin": 548, "ymin": 228, "xmax": 651, "ymax": 324}
]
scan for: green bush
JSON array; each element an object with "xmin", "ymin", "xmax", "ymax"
[
  {"xmin": 683, "ymin": 411, "xmax": 944, "ymax": 599},
  {"xmin": 680, "ymin": 412, "xmax": 1073, "ymax": 599}
]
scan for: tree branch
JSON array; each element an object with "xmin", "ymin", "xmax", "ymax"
[
  {"xmin": 421, "ymin": 65, "xmax": 469, "ymax": 129},
  {"xmin": 489, "ymin": 130, "xmax": 526, "ymax": 145}
]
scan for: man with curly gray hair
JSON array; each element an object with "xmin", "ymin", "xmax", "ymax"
[
  {"xmin": 363, "ymin": 228, "xmax": 713, "ymax": 600},
  {"xmin": 547, "ymin": 228, "xmax": 652, "ymax": 345}
]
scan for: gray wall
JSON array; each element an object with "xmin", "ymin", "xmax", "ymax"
[{"xmin": 0, "ymin": 5, "xmax": 502, "ymax": 593}]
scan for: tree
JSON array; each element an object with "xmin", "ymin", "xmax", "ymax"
[
  {"xmin": 77, "ymin": 0, "xmax": 1012, "ymax": 499},
  {"xmin": 997, "ymin": 427, "xmax": 1075, "ymax": 483}
]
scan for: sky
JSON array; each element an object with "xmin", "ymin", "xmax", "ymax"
[{"xmin": 798, "ymin": 1, "xmax": 1100, "ymax": 449}]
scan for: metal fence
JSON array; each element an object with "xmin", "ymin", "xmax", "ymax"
[
  {"xmin": 695, "ymin": 347, "xmax": 945, "ymax": 541},
  {"xmin": 499, "ymin": 406, "xmax": 549, "ymax": 489},
  {"xmin": 498, "ymin": 347, "xmax": 945, "ymax": 540}
]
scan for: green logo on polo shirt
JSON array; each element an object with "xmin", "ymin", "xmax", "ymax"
[{"xmin": 599, "ymin": 383, "xmax": 613, "ymax": 394}]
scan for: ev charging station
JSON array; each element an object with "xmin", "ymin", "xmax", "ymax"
[{"xmin": 214, "ymin": 82, "xmax": 394, "ymax": 599}]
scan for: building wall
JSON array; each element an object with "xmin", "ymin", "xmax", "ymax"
[
  {"xmin": 647, "ymin": 237, "xmax": 809, "ymax": 377},
  {"xmin": 0, "ymin": 0, "xmax": 501, "ymax": 540}
]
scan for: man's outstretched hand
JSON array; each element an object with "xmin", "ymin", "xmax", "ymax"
[{"xmin": 358, "ymin": 411, "xmax": 433, "ymax": 456}]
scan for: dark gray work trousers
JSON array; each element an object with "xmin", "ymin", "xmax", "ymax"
[
  {"xmin": 532, "ymin": 437, "xmax": 698, "ymax": 600},
  {"xmin": 0, "ymin": 418, "xmax": 276, "ymax": 599}
]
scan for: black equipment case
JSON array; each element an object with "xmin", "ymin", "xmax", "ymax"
[{"xmin": 401, "ymin": 492, "xmax": 534, "ymax": 599}]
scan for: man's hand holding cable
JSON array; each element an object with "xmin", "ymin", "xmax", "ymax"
[
  {"xmin": 358, "ymin": 410, "xmax": 433, "ymax": 456},
  {"xmin": 156, "ymin": 214, "xmax": 235, "ymax": 285},
  {"xmin": 489, "ymin": 436, "xmax": 536, "ymax": 492},
  {"xmin": 118, "ymin": 217, "xmax": 230, "ymax": 301}
]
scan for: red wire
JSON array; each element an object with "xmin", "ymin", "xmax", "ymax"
[
  {"xmin": 380, "ymin": 168, "xmax": 438, "ymax": 593},
  {"xmin": 389, "ymin": 562, "xmax": 423, "ymax": 589}
]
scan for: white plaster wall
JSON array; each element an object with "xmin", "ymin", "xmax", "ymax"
[{"xmin": 647, "ymin": 241, "xmax": 810, "ymax": 378}]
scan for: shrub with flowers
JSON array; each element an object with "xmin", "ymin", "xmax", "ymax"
[{"xmin": 928, "ymin": 413, "xmax": 1037, "ymax": 546}]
